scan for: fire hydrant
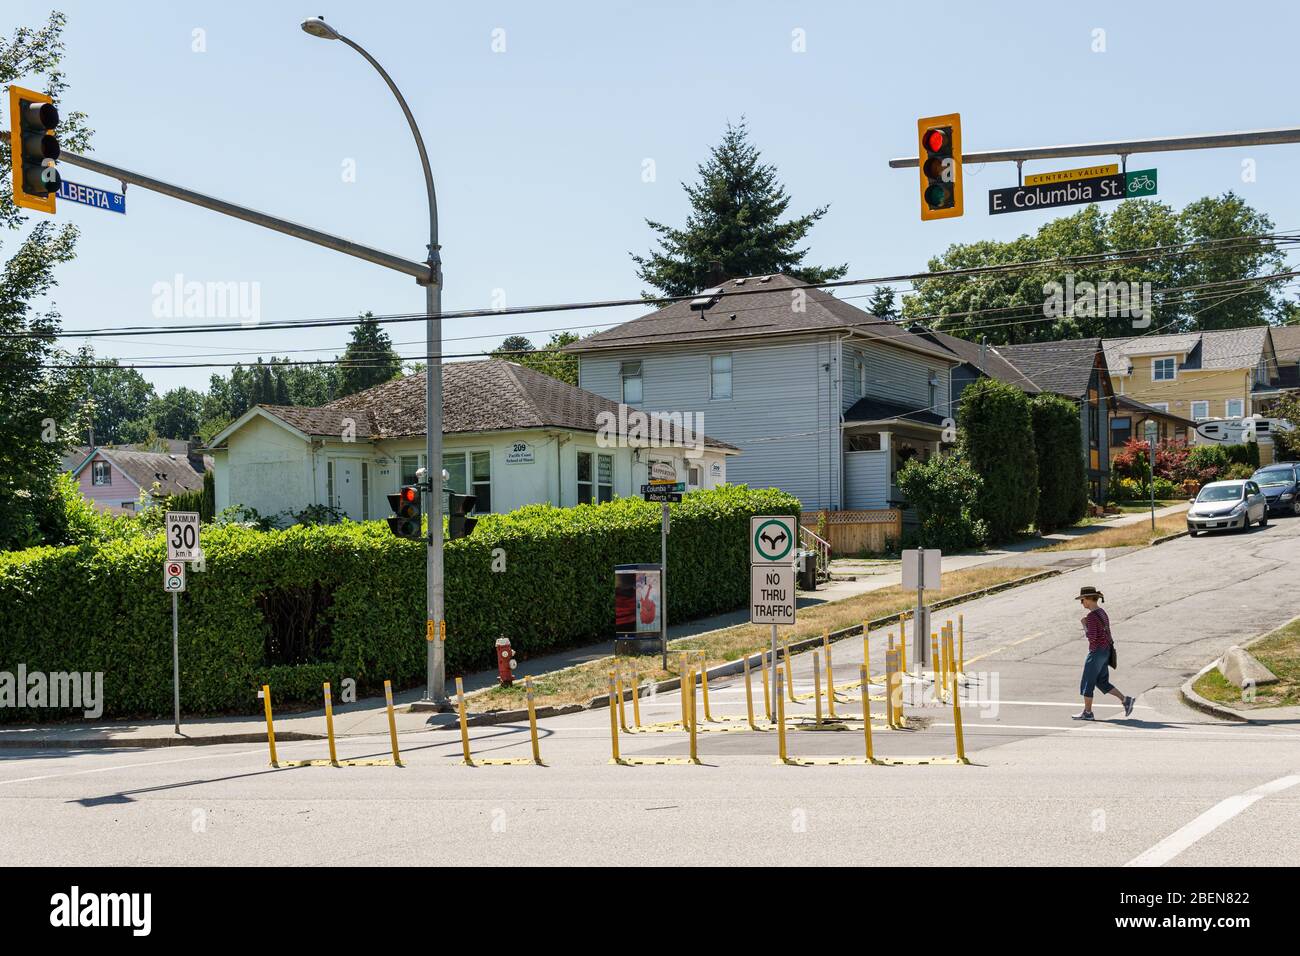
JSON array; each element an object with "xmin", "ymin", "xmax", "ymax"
[{"xmin": 496, "ymin": 637, "xmax": 518, "ymax": 687}]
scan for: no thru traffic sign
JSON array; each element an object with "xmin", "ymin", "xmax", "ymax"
[{"xmin": 750, "ymin": 565, "xmax": 795, "ymax": 625}]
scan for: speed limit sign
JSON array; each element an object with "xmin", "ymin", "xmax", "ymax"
[{"xmin": 166, "ymin": 511, "xmax": 200, "ymax": 561}]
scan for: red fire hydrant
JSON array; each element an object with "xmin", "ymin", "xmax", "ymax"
[{"xmin": 496, "ymin": 637, "xmax": 517, "ymax": 687}]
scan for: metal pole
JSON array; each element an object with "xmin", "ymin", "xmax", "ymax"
[
  {"xmin": 171, "ymin": 591, "xmax": 180, "ymax": 734},
  {"xmin": 660, "ymin": 502, "xmax": 669, "ymax": 670},
  {"xmin": 887, "ymin": 125, "xmax": 1300, "ymax": 169},
  {"xmin": 327, "ymin": 28, "xmax": 447, "ymax": 706},
  {"xmin": 1149, "ymin": 437, "xmax": 1157, "ymax": 531},
  {"xmin": 914, "ymin": 549, "xmax": 926, "ymax": 670}
]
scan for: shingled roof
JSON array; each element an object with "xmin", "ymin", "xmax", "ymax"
[
  {"xmin": 91, "ymin": 449, "xmax": 209, "ymax": 496},
  {"xmin": 998, "ymin": 338, "xmax": 1105, "ymax": 399},
  {"xmin": 248, "ymin": 360, "xmax": 737, "ymax": 450},
  {"xmin": 1104, "ymin": 327, "xmax": 1271, "ymax": 376},
  {"xmin": 564, "ymin": 273, "xmax": 956, "ymax": 361},
  {"xmin": 913, "ymin": 328, "xmax": 1041, "ymax": 393}
]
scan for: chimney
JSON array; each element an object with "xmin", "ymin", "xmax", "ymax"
[
  {"xmin": 703, "ymin": 259, "xmax": 728, "ymax": 290},
  {"xmin": 187, "ymin": 434, "xmax": 204, "ymax": 472}
]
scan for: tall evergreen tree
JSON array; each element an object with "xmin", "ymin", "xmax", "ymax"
[
  {"xmin": 867, "ymin": 286, "xmax": 899, "ymax": 320},
  {"xmin": 632, "ymin": 120, "xmax": 847, "ymax": 296},
  {"xmin": 338, "ymin": 312, "xmax": 402, "ymax": 397}
]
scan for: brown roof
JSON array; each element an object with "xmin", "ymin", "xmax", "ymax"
[
  {"xmin": 1271, "ymin": 325, "xmax": 1300, "ymax": 364},
  {"xmin": 254, "ymin": 360, "xmax": 738, "ymax": 450},
  {"xmin": 913, "ymin": 329, "xmax": 1041, "ymax": 393},
  {"xmin": 565, "ymin": 273, "xmax": 955, "ymax": 360},
  {"xmin": 997, "ymin": 338, "xmax": 1105, "ymax": 399},
  {"xmin": 93, "ymin": 449, "xmax": 209, "ymax": 496}
]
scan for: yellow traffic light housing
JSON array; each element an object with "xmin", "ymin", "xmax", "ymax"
[
  {"xmin": 917, "ymin": 112, "xmax": 962, "ymax": 221},
  {"xmin": 7, "ymin": 84, "xmax": 61, "ymax": 214}
]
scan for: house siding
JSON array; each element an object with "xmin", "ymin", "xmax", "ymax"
[
  {"xmin": 1114, "ymin": 354, "xmax": 1257, "ymax": 421},
  {"xmin": 579, "ymin": 335, "xmax": 842, "ymax": 509},
  {"xmin": 843, "ymin": 338, "xmax": 953, "ymax": 421}
]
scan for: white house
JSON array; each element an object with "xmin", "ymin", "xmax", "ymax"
[{"xmin": 207, "ymin": 359, "xmax": 738, "ymax": 524}]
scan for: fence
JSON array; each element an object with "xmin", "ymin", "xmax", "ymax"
[{"xmin": 800, "ymin": 509, "xmax": 902, "ymax": 556}]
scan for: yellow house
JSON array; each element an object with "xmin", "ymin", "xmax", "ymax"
[{"xmin": 1103, "ymin": 327, "xmax": 1279, "ymax": 427}]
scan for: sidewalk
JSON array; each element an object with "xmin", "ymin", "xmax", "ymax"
[{"xmin": 0, "ymin": 504, "xmax": 1187, "ymax": 750}]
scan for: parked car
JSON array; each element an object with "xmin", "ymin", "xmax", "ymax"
[
  {"xmin": 1186, "ymin": 480, "xmax": 1268, "ymax": 536},
  {"xmin": 1250, "ymin": 463, "xmax": 1300, "ymax": 516}
]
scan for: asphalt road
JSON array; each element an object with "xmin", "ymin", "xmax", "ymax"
[{"xmin": 3, "ymin": 516, "xmax": 1299, "ymax": 867}]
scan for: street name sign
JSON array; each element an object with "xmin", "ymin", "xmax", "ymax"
[
  {"xmin": 750, "ymin": 565, "xmax": 796, "ymax": 625},
  {"xmin": 57, "ymin": 179, "xmax": 126, "ymax": 214},
  {"xmin": 750, "ymin": 515, "xmax": 796, "ymax": 564},
  {"xmin": 642, "ymin": 482, "xmax": 686, "ymax": 492},
  {"xmin": 989, "ymin": 168, "xmax": 1156, "ymax": 215},
  {"xmin": 165, "ymin": 511, "xmax": 201, "ymax": 561},
  {"xmin": 1024, "ymin": 163, "xmax": 1118, "ymax": 186},
  {"xmin": 163, "ymin": 560, "xmax": 186, "ymax": 593},
  {"xmin": 643, "ymin": 489, "xmax": 683, "ymax": 503}
]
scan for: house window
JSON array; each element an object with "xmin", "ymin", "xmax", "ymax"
[
  {"xmin": 577, "ymin": 451, "xmax": 614, "ymax": 504},
  {"xmin": 1149, "ymin": 402, "xmax": 1168, "ymax": 413},
  {"xmin": 326, "ymin": 460, "xmax": 335, "ymax": 507},
  {"xmin": 1226, "ymin": 398, "xmax": 1244, "ymax": 418},
  {"xmin": 621, "ymin": 361, "xmax": 643, "ymax": 404},
  {"xmin": 361, "ymin": 462, "xmax": 370, "ymax": 520},
  {"xmin": 1110, "ymin": 417, "xmax": 1132, "ymax": 444},
  {"xmin": 710, "ymin": 354, "xmax": 732, "ymax": 399},
  {"xmin": 1152, "ymin": 357, "xmax": 1176, "ymax": 381},
  {"xmin": 1191, "ymin": 401, "xmax": 1209, "ymax": 421},
  {"xmin": 847, "ymin": 433, "xmax": 882, "ymax": 451},
  {"xmin": 399, "ymin": 454, "xmax": 424, "ymax": 486},
  {"xmin": 471, "ymin": 451, "xmax": 491, "ymax": 513},
  {"xmin": 688, "ymin": 465, "xmax": 702, "ymax": 487},
  {"xmin": 91, "ymin": 461, "xmax": 111, "ymax": 486}
]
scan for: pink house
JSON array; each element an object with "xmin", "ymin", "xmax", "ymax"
[{"xmin": 68, "ymin": 442, "xmax": 211, "ymax": 514}]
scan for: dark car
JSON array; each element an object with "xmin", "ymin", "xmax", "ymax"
[{"xmin": 1250, "ymin": 463, "xmax": 1300, "ymax": 516}]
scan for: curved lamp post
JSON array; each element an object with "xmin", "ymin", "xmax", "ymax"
[{"xmin": 302, "ymin": 17, "xmax": 447, "ymax": 705}]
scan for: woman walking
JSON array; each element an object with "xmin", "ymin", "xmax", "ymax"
[{"xmin": 1073, "ymin": 586, "xmax": 1135, "ymax": 720}]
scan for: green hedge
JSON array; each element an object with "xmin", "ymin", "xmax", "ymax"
[
  {"xmin": 958, "ymin": 378, "xmax": 1039, "ymax": 542},
  {"xmin": 1031, "ymin": 394, "xmax": 1088, "ymax": 533},
  {"xmin": 895, "ymin": 453, "xmax": 987, "ymax": 552},
  {"xmin": 0, "ymin": 485, "xmax": 797, "ymax": 722}
]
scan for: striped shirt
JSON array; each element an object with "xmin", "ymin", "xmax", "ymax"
[{"xmin": 1083, "ymin": 608, "xmax": 1112, "ymax": 652}]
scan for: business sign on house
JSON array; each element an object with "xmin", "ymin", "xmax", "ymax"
[
  {"xmin": 504, "ymin": 440, "xmax": 534, "ymax": 464},
  {"xmin": 989, "ymin": 168, "xmax": 1157, "ymax": 215},
  {"xmin": 750, "ymin": 565, "xmax": 796, "ymax": 625}
]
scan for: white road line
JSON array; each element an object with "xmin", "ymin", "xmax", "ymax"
[
  {"xmin": 931, "ymin": 722, "xmax": 1300, "ymax": 740},
  {"xmin": 1125, "ymin": 774, "xmax": 1300, "ymax": 867},
  {"xmin": 0, "ymin": 746, "xmax": 266, "ymax": 786}
]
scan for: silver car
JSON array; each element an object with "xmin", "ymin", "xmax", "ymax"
[{"xmin": 1186, "ymin": 480, "xmax": 1268, "ymax": 536}]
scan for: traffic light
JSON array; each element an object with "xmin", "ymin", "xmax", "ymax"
[
  {"xmin": 917, "ymin": 112, "xmax": 963, "ymax": 221},
  {"xmin": 7, "ymin": 85, "xmax": 61, "ymax": 214},
  {"xmin": 386, "ymin": 485, "xmax": 422, "ymax": 539},
  {"xmin": 448, "ymin": 492, "xmax": 478, "ymax": 539}
]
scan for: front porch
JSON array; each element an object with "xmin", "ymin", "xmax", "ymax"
[{"xmin": 842, "ymin": 407, "xmax": 946, "ymax": 513}]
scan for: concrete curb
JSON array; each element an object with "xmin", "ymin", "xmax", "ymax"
[
  {"xmin": 0, "ymin": 568, "xmax": 1064, "ymax": 748},
  {"xmin": 1176, "ymin": 611, "xmax": 1300, "ymax": 724}
]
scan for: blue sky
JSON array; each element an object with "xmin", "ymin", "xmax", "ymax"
[{"xmin": 10, "ymin": 0, "xmax": 1300, "ymax": 393}]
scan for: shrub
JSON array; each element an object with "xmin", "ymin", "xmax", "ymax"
[
  {"xmin": 1113, "ymin": 477, "xmax": 1143, "ymax": 501},
  {"xmin": 1224, "ymin": 442, "xmax": 1260, "ymax": 469},
  {"xmin": 1224, "ymin": 462, "xmax": 1256, "ymax": 480},
  {"xmin": 1030, "ymin": 394, "xmax": 1087, "ymax": 533},
  {"xmin": 1152, "ymin": 477, "xmax": 1180, "ymax": 499},
  {"xmin": 0, "ymin": 485, "xmax": 797, "ymax": 722},
  {"xmin": 957, "ymin": 378, "xmax": 1038, "ymax": 542},
  {"xmin": 894, "ymin": 453, "xmax": 987, "ymax": 552}
]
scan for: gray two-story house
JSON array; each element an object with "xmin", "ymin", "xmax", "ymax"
[{"xmin": 565, "ymin": 273, "xmax": 959, "ymax": 513}]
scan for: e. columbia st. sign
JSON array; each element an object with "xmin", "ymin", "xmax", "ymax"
[{"xmin": 989, "ymin": 168, "xmax": 1156, "ymax": 215}]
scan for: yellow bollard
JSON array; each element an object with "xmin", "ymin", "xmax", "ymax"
[
  {"xmin": 383, "ymin": 679, "xmax": 403, "ymax": 767},
  {"xmin": 944, "ymin": 628, "xmax": 955, "ymax": 698},
  {"xmin": 687, "ymin": 668, "xmax": 700, "ymax": 764},
  {"xmin": 863, "ymin": 625, "xmax": 871, "ymax": 684},
  {"xmin": 323, "ymin": 682, "xmax": 339, "ymax": 767},
  {"xmin": 886, "ymin": 648, "xmax": 903, "ymax": 729},
  {"xmin": 700, "ymin": 663, "xmax": 714, "ymax": 722},
  {"xmin": 616, "ymin": 672, "xmax": 628, "ymax": 732},
  {"xmin": 823, "ymin": 631, "xmax": 836, "ymax": 718},
  {"xmin": 455, "ymin": 677, "xmax": 473, "ymax": 766},
  {"xmin": 760, "ymin": 648, "xmax": 771, "ymax": 720},
  {"xmin": 775, "ymin": 672, "xmax": 789, "ymax": 764},
  {"xmin": 525, "ymin": 676, "xmax": 543, "ymax": 765},
  {"xmin": 744, "ymin": 655, "xmax": 758, "ymax": 730},
  {"xmin": 630, "ymin": 669, "xmax": 641, "ymax": 729},
  {"xmin": 931, "ymin": 632, "xmax": 942, "ymax": 703},
  {"xmin": 860, "ymin": 664, "xmax": 875, "ymax": 762},
  {"xmin": 959, "ymin": 614, "xmax": 965, "ymax": 676},
  {"xmin": 261, "ymin": 684, "xmax": 279, "ymax": 768},
  {"xmin": 607, "ymin": 671, "xmax": 622, "ymax": 764},
  {"xmin": 813, "ymin": 650, "xmax": 823, "ymax": 727},
  {"xmin": 784, "ymin": 642, "xmax": 796, "ymax": 702},
  {"xmin": 952, "ymin": 663, "xmax": 968, "ymax": 764},
  {"xmin": 883, "ymin": 646, "xmax": 895, "ymax": 728},
  {"xmin": 679, "ymin": 667, "xmax": 690, "ymax": 730}
]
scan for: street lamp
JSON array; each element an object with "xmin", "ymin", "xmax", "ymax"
[{"xmin": 302, "ymin": 16, "xmax": 448, "ymax": 706}]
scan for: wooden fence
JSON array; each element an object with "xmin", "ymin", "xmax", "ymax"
[{"xmin": 799, "ymin": 509, "xmax": 902, "ymax": 556}]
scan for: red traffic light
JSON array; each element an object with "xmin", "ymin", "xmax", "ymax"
[
  {"xmin": 401, "ymin": 486, "xmax": 418, "ymax": 503},
  {"xmin": 923, "ymin": 128, "xmax": 946, "ymax": 153}
]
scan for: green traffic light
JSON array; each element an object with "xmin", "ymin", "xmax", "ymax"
[{"xmin": 924, "ymin": 183, "xmax": 950, "ymax": 208}]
